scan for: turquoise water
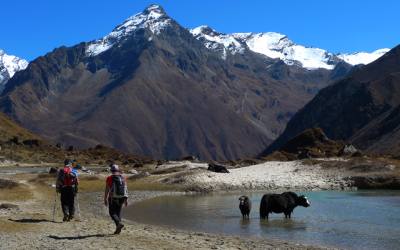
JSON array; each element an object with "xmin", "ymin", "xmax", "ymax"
[{"xmin": 126, "ymin": 191, "xmax": 400, "ymax": 249}]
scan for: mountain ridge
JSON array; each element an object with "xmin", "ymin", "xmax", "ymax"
[
  {"xmin": 263, "ymin": 44, "xmax": 400, "ymax": 156},
  {"xmin": 190, "ymin": 25, "xmax": 389, "ymax": 70}
]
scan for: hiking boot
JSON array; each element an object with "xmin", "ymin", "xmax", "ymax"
[
  {"xmin": 63, "ymin": 215, "xmax": 69, "ymax": 222},
  {"xmin": 68, "ymin": 215, "xmax": 74, "ymax": 221},
  {"xmin": 114, "ymin": 223, "xmax": 124, "ymax": 234}
]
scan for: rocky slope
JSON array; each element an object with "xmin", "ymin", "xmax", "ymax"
[
  {"xmin": 0, "ymin": 50, "xmax": 28, "ymax": 92},
  {"xmin": 264, "ymin": 45, "xmax": 400, "ymax": 156}
]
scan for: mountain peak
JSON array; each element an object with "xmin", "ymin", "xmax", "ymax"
[
  {"xmin": 191, "ymin": 25, "xmax": 217, "ymax": 36},
  {"xmin": 144, "ymin": 4, "xmax": 166, "ymax": 14},
  {"xmin": 86, "ymin": 4, "xmax": 171, "ymax": 56},
  {"xmin": 0, "ymin": 49, "xmax": 28, "ymax": 91},
  {"xmin": 190, "ymin": 26, "xmax": 246, "ymax": 59}
]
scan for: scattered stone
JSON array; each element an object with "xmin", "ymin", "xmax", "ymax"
[
  {"xmin": 0, "ymin": 203, "xmax": 19, "ymax": 209},
  {"xmin": 22, "ymin": 139, "xmax": 42, "ymax": 147},
  {"xmin": 129, "ymin": 169, "xmax": 139, "ymax": 175},
  {"xmin": 339, "ymin": 144, "xmax": 358, "ymax": 155}
]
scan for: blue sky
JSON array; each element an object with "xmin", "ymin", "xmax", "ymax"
[{"xmin": 1, "ymin": 0, "xmax": 399, "ymax": 61}]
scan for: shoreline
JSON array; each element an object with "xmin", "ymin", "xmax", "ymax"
[{"xmin": 1, "ymin": 157, "xmax": 399, "ymax": 249}]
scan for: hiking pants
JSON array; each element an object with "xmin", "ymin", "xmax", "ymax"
[
  {"xmin": 60, "ymin": 186, "xmax": 75, "ymax": 217},
  {"xmin": 108, "ymin": 198, "xmax": 126, "ymax": 226}
]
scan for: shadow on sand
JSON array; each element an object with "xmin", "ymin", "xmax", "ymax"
[
  {"xmin": 48, "ymin": 234, "xmax": 112, "ymax": 240},
  {"xmin": 9, "ymin": 218, "xmax": 62, "ymax": 224}
]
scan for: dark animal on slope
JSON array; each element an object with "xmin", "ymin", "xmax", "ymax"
[
  {"xmin": 207, "ymin": 163, "xmax": 230, "ymax": 173},
  {"xmin": 259, "ymin": 192, "xmax": 310, "ymax": 220},
  {"xmin": 238, "ymin": 195, "xmax": 251, "ymax": 219}
]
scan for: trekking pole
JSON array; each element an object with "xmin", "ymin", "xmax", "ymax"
[
  {"xmin": 52, "ymin": 185, "xmax": 58, "ymax": 222},
  {"xmin": 76, "ymin": 193, "xmax": 82, "ymax": 221}
]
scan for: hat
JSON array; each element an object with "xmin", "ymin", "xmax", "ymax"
[{"xmin": 110, "ymin": 164, "xmax": 120, "ymax": 173}]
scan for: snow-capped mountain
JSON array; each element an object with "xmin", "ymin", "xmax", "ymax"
[
  {"xmin": 0, "ymin": 50, "xmax": 28, "ymax": 90},
  {"xmin": 190, "ymin": 25, "xmax": 389, "ymax": 70},
  {"xmin": 0, "ymin": 4, "xmax": 352, "ymax": 161},
  {"xmin": 86, "ymin": 4, "xmax": 171, "ymax": 56}
]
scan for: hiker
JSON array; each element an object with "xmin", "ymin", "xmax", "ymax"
[
  {"xmin": 56, "ymin": 159, "xmax": 79, "ymax": 222},
  {"xmin": 104, "ymin": 164, "xmax": 128, "ymax": 234}
]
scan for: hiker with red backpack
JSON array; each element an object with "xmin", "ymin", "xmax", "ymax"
[
  {"xmin": 104, "ymin": 164, "xmax": 128, "ymax": 234},
  {"xmin": 56, "ymin": 159, "xmax": 79, "ymax": 222}
]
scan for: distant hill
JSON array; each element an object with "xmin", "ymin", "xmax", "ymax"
[{"xmin": 264, "ymin": 44, "xmax": 400, "ymax": 156}]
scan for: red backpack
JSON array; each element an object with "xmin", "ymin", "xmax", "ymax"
[{"xmin": 62, "ymin": 166, "xmax": 77, "ymax": 186}]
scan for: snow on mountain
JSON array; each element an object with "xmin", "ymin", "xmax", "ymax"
[
  {"xmin": 85, "ymin": 5, "xmax": 388, "ymax": 69},
  {"xmin": 234, "ymin": 32, "xmax": 339, "ymax": 70},
  {"xmin": 190, "ymin": 26, "xmax": 388, "ymax": 70},
  {"xmin": 190, "ymin": 26, "xmax": 245, "ymax": 59},
  {"xmin": 0, "ymin": 50, "xmax": 28, "ymax": 90},
  {"xmin": 337, "ymin": 48, "xmax": 390, "ymax": 65},
  {"xmin": 86, "ymin": 4, "xmax": 171, "ymax": 56}
]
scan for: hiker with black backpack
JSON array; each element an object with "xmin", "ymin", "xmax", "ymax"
[
  {"xmin": 104, "ymin": 164, "xmax": 128, "ymax": 234},
  {"xmin": 56, "ymin": 159, "xmax": 79, "ymax": 222}
]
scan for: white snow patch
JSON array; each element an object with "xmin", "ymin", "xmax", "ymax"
[
  {"xmin": 233, "ymin": 32, "xmax": 293, "ymax": 59},
  {"xmin": 234, "ymin": 32, "xmax": 336, "ymax": 70},
  {"xmin": 337, "ymin": 48, "xmax": 390, "ymax": 65}
]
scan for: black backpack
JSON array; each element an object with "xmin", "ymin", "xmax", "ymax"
[{"xmin": 111, "ymin": 175, "xmax": 128, "ymax": 198}]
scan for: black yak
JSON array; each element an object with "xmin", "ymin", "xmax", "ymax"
[
  {"xmin": 238, "ymin": 195, "xmax": 251, "ymax": 219},
  {"xmin": 260, "ymin": 192, "xmax": 310, "ymax": 220}
]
